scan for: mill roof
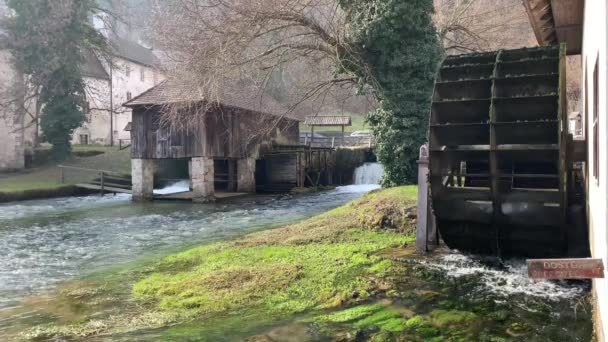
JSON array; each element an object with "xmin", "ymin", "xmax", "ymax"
[{"xmin": 123, "ymin": 80, "xmax": 298, "ymax": 120}]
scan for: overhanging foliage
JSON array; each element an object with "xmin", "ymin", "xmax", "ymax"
[
  {"xmin": 6, "ymin": 0, "xmax": 107, "ymax": 159},
  {"xmin": 340, "ymin": 0, "xmax": 442, "ymax": 185}
]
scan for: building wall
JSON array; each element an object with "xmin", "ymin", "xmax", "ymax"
[
  {"xmin": 0, "ymin": 49, "xmax": 25, "ymax": 171},
  {"xmin": 583, "ymin": 1, "xmax": 608, "ymax": 340},
  {"xmin": 73, "ymin": 77, "xmax": 111, "ymax": 145},
  {"xmin": 110, "ymin": 57, "xmax": 162, "ymax": 142},
  {"xmin": 72, "ymin": 56, "xmax": 163, "ymax": 146},
  {"xmin": 131, "ymin": 105, "xmax": 300, "ymax": 160}
]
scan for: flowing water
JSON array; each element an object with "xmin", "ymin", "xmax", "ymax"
[
  {"xmin": 354, "ymin": 162, "xmax": 384, "ymax": 185},
  {"xmin": 0, "ymin": 168, "xmax": 593, "ymax": 341},
  {"xmin": 0, "ymin": 184, "xmax": 378, "ymax": 313},
  {"xmin": 152, "ymin": 180, "xmax": 191, "ymax": 195}
]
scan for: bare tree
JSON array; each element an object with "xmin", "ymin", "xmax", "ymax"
[
  {"xmin": 434, "ymin": 0, "xmax": 536, "ymax": 54},
  {"xmin": 148, "ymin": 0, "xmax": 369, "ymax": 130}
]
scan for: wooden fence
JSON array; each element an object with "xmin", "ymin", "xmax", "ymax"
[{"xmin": 299, "ymin": 135, "xmax": 375, "ymax": 148}]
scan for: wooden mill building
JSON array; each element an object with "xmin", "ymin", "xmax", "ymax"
[{"xmin": 124, "ymin": 81, "xmax": 335, "ymax": 201}]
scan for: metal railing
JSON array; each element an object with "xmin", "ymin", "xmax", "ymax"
[
  {"xmin": 299, "ymin": 135, "xmax": 375, "ymax": 148},
  {"xmin": 119, "ymin": 139, "xmax": 131, "ymax": 150},
  {"xmin": 58, "ymin": 165, "xmax": 131, "ymax": 195}
]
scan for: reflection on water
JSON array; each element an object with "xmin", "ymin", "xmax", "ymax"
[{"xmin": 0, "ymin": 185, "xmax": 378, "ymax": 310}]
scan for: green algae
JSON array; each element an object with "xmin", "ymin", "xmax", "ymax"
[
  {"xmin": 314, "ymin": 304, "xmax": 386, "ymax": 323},
  {"xmin": 314, "ymin": 304, "xmax": 410, "ymax": 334},
  {"xmin": 429, "ymin": 309, "xmax": 478, "ymax": 327},
  {"xmin": 132, "ymin": 236, "xmax": 411, "ymax": 317},
  {"xmin": 11, "ymin": 184, "xmax": 595, "ymax": 342},
  {"xmin": 17, "ymin": 186, "xmax": 417, "ymax": 340}
]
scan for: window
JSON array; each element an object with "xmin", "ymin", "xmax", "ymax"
[
  {"xmin": 140, "ymin": 68, "xmax": 145, "ymax": 82},
  {"xmin": 79, "ymin": 134, "xmax": 89, "ymax": 145},
  {"xmin": 125, "ymin": 64, "xmax": 131, "ymax": 77},
  {"xmin": 126, "ymin": 91, "xmax": 132, "ymax": 101},
  {"xmin": 593, "ymin": 56, "xmax": 600, "ymax": 183}
]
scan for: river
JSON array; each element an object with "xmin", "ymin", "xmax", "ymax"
[
  {"xmin": 0, "ymin": 167, "xmax": 593, "ymax": 341},
  {"xmin": 0, "ymin": 184, "xmax": 379, "ymax": 313}
]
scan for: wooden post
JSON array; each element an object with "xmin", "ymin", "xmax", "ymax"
[
  {"xmin": 311, "ymin": 126, "xmax": 315, "ymax": 146},
  {"xmin": 341, "ymin": 125, "xmax": 345, "ymax": 146},
  {"xmin": 100, "ymin": 172, "xmax": 105, "ymax": 196},
  {"xmin": 59, "ymin": 166, "xmax": 64, "ymax": 184},
  {"xmin": 416, "ymin": 144, "xmax": 437, "ymax": 253},
  {"xmin": 332, "ymin": 137, "xmax": 335, "ymax": 148},
  {"xmin": 227, "ymin": 160, "xmax": 236, "ymax": 192}
]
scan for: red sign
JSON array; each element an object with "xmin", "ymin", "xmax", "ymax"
[{"xmin": 527, "ymin": 258, "xmax": 605, "ymax": 279}]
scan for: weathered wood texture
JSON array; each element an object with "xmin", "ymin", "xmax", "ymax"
[
  {"xmin": 528, "ymin": 258, "xmax": 604, "ymax": 279},
  {"xmin": 265, "ymin": 154, "xmax": 298, "ymax": 184},
  {"xmin": 429, "ymin": 45, "xmax": 577, "ymax": 258},
  {"xmin": 131, "ymin": 105, "xmax": 299, "ymax": 160}
]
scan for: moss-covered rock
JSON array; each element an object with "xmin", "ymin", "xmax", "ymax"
[{"xmin": 428, "ymin": 309, "xmax": 478, "ymax": 327}]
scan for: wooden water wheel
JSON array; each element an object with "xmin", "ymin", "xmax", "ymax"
[{"xmin": 428, "ymin": 45, "xmax": 577, "ymax": 257}]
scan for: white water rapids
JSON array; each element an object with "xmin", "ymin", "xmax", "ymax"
[
  {"xmin": 153, "ymin": 180, "xmax": 191, "ymax": 195},
  {"xmin": 354, "ymin": 162, "xmax": 384, "ymax": 185}
]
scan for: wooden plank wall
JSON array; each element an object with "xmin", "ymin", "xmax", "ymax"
[
  {"xmin": 265, "ymin": 155, "xmax": 298, "ymax": 184},
  {"xmin": 131, "ymin": 105, "xmax": 299, "ymax": 160}
]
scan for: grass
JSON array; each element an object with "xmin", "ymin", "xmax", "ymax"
[
  {"xmin": 36, "ymin": 144, "xmax": 122, "ymax": 153},
  {"xmin": 72, "ymin": 145, "xmax": 122, "ymax": 153},
  {"xmin": 131, "ymin": 186, "xmax": 417, "ymax": 318},
  {"xmin": 0, "ymin": 148, "xmax": 131, "ymax": 193},
  {"xmin": 11, "ymin": 184, "xmax": 592, "ymax": 341},
  {"xmin": 18, "ymin": 186, "xmax": 419, "ymax": 340}
]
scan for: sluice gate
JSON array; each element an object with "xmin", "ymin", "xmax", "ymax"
[{"xmin": 429, "ymin": 45, "xmax": 588, "ymax": 258}]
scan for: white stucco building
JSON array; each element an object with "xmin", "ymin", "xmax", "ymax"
[
  {"xmin": 0, "ymin": 34, "xmax": 162, "ymax": 171},
  {"xmin": 74, "ymin": 36, "xmax": 163, "ymax": 146},
  {"xmin": 525, "ymin": 0, "xmax": 607, "ymax": 339},
  {"xmin": 0, "ymin": 48, "xmax": 25, "ymax": 171}
]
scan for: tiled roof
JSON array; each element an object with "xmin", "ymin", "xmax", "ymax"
[
  {"xmin": 81, "ymin": 49, "xmax": 109, "ymax": 80},
  {"xmin": 123, "ymin": 80, "xmax": 297, "ymax": 120},
  {"xmin": 110, "ymin": 36, "xmax": 160, "ymax": 67},
  {"xmin": 304, "ymin": 115, "xmax": 352, "ymax": 126}
]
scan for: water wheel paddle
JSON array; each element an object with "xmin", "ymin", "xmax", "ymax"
[{"xmin": 428, "ymin": 45, "xmax": 574, "ymax": 257}]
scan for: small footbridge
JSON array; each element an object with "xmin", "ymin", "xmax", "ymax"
[{"xmin": 58, "ymin": 165, "xmax": 132, "ymax": 195}]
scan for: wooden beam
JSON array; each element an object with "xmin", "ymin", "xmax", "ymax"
[
  {"xmin": 438, "ymin": 187, "xmax": 492, "ymax": 201},
  {"xmin": 501, "ymin": 189, "xmax": 561, "ymax": 202}
]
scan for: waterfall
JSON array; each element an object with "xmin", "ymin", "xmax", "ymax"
[
  {"xmin": 353, "ymin": 162, "xmax": 384, "ymax": 185},
  {"xmin": 154, "ymin": 180, "xmax": 191, "ymax": 195}
]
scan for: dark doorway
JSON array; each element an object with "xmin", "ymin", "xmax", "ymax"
[{"xmin": 214, "ymin": 159, "xmax": 237, "ymax": 192}]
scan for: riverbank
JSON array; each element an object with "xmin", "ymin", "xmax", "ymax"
[
  {"xmin": 0, "ymin": 148, "xmax": 130, "ymax": 201},
  {"xmin": 4, "ymin": 186, "xmax": 593, "ymax": 341},
  {"xmin": 0, "ymin": 185, "xmax": 98, "ymax": 202}
]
